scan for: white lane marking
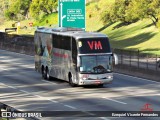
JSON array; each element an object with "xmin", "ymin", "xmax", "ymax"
[
  {"xmin": 19, "ymin": 90, "xmax": 60, "ymax": 103},
  {"xmin": 0, "ymin": 83, "xmax": 17, "ymax": 89},
  {"xmin": 102, "ymin": 97, "xmax": 127, "ymax": 105},
  {"xmin": 7, "ymin": 86, "xmax": 17, "ymax": 89},
  {"xmin": 0, "ymin": 50, "xmax": 34, "ymax": 57},
  {"xmin": 0, "ymin": 82, "xmax": 60, "ymax": 104},
  {"xmin": 48, "ymin": 99, "xmax": 59, "ymax": 103},
  {"xmin": 82, "ymin": 111, "xmax": 95, "ymax": 116},
  {"xmin": 20, "ymin": 90, "xmax": 42, "ymax": 98},
  {"xmin": 115, "ymin": 73, "xmax": 160, "ymax": 84},
  {"xmin": 20, "ymin": 90, "xmax": 30, "ymax": 94},
  {"xmin": 64, "ymin": 105, "xmax": 77, "ymax": 110},
  {"xmin": 99, "ymin": 117, "xmax": 110, "ymax": 120},
  {"xmin": 34, "ymin": 95, "xmax": 43, "ymax": 98},
  {"xmin": 0, "ymin": 68, "xmax": 8, "ymax": 71},
  {"xmin": 0, "ymin": 83, "xmax": 6, "ymax": 85}
]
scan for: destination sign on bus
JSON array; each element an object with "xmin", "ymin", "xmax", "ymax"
[{"xmin": 78, "ymin": 38, "xmax": 111, "ymax": 54}]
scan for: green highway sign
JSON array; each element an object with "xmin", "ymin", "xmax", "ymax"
[{"xmin": 58, "ymin": 0, "xmax": 86, "ymax": 29}]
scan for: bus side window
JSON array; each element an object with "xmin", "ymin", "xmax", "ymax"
[
  {"xmin": 72, "ymin": 38, "xmax": 77, "ymax": 69},
  {"xmin": 53, "ymin": 35, "xmax": 61, "ymax": 49}
]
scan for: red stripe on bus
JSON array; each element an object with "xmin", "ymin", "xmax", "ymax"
[{"xmin": 53, "ymin": 52, "xmax": 68, "ymax": 58}]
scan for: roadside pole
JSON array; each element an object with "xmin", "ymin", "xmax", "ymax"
[{"xmin": 17, "ymin": 21, "xmax": 20, "ymax": 34}]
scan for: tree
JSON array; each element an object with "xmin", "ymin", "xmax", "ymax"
[
  {"xmin": 4, "ymin": 0, "xmax": 18, "ymax": 20},
  {"xmin": 29, "ymin": 0, "xmax": 58, "ymax": 19},
  {"xmin": 147, "ymin": 0, "xmax": 160, "ymax": 26},
  {"xmin": 4, "ymin": 0, "xmax": 31, "ymax": 20},
  {"xmin": 114, "ymin": 0, "xmax": 126, "ymax": 22},
  {"xmin": 17, "ymin": 0, "xmax": 32, "ymax": 19},
  {"xmin": 98, "ymin": 0, "xmax": 115, "ymax": 24},
  {"xmin": 99, "ymin": 0, "xmax": 160, "ymax": 27},
  {"xmin": 114, "ymin": 0, "xmax": 134, "ymax": 24},
  {"xmin": 0, "ymin": 0, "xmax": 10, "ymax": 13},
  {"xmin": 126, "ymin": 0, "xmax": 160, "ymax": 27},
  {"xmin": 125, "ymin": 0, "xmax": 140, "ymax": 23},
  {"xmin": 99, "ymin": 0, "xmax": 133, "ymax": 25},
  {"xmin": 29, "ymin": 0, "xmax": 41, "ymax": 19}
]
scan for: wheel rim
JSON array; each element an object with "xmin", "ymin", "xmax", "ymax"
[
  {"xmin": 46, "ymin": 69, "xmax": 50, "ymax": 79},
  {"xmin": 42, "ymin": 68, "xmax": 47, "ymax": 79},
  {"xmin": 42, "ymin": 69, "xmax": 45, "ymax": 78},
  {"xmin": 69, "ymin": 76, "xmax": 72, "ymax": 84},
  {"xmin": 69, "ymin": 75, "xmax": 76, "ymax": 87}
]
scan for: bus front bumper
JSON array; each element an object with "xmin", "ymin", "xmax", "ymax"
[{"xmin": 79, "ymin": 78, "xmax": 113, "ymax": 85}]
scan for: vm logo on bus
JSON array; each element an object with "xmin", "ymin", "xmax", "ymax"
[{"xmin": 88, "ymin": 41, "xmax": 103, "ymax": 50}]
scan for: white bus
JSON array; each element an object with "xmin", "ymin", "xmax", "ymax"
[{"xmin": 34, "ymin": 27, "xmax": 118, "ymax": 87}]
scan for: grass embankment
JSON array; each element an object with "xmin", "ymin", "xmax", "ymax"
[
  {"xmin": 0, "ymin": 19, "xmax": 35, "ymax": 36},
  {"xmin": 102, "ymin": 20, "xmax": 160, "ymax": 55},
  {"xmin": 34, "ymin": 13, "xmax": 58, "ymax": 27}
]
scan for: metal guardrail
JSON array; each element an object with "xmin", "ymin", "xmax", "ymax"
[
  {"xmin": 113, "ymin": 49, "xmax": 160, "ymax": 81},
  {"xmin": 113, "ymin": 49, "xmax": 160, "ymax": 72}
]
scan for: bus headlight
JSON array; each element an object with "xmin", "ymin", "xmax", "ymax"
[
  {"xmin": 81, "ymin": 74, "xmax": 89, "ymax": 80},
  {"xmin": 107, "ymin": 75, "xmax": 113, "ymax": 79},
  {"xmin": 82, "ymin": 77, "xmax": 87, "ymax": 80}
]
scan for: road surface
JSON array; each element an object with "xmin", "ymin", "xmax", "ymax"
[{"xmin": 0, "ymin": 50, "xmax": 160, "ymax": 120}]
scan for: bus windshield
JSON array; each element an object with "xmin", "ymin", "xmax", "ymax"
[{"xmin": 80, "ymin": 55, "xmax": 113, "ymax": 74}]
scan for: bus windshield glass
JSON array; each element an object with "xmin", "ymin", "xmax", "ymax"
[
  {"xmin": 78, "ymin": 38, "xmax": 111, "ymax": 54},
  {"xmin": 80, "ymin": 55, "xmax": 113, "ymax": 74}
]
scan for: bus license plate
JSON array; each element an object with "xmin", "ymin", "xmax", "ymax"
[{"xmin": 95, "ymin": 80, "xmax": 101, "ymax": 84}]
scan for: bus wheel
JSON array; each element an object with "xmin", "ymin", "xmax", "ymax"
[
  {"xmin": 69, "ymin": 75, "xmax": 76, "ymax": 87},
  {"xmin": 46, "ymin": 68, "xmax": 51, "ymax": 80},
  {"xmin": 42, "ymin": 67, "xmax": 47, "ymax": 80}
]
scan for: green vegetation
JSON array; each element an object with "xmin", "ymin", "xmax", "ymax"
[
  {"xmin": 0, "ymin": 0, "xmax": 160, "ymax": 55},
  {"xmin": 4, "ymin": 0, "xmax": 31, "ymax": 20},
  {"xmin": 1, "ymin": 0, "xmax": 57, "ymax": 21},
  {"xmin": 102, "ymin": 20, "xmax": 160, "ymax": 55},
  {"xmin": 0, "ymin": 13, "xmax": 58, "ymax": 35},
  {"xmin": 29, "ymin": 0, "xmax": 57, "ymax": 20},
  {"xmin": 86, "ymin": 0, "xmax": 160, "ymax": 55},
  {"xmin": 34, "ymin": 13, "xmax": 58, "ymax": 27},
  {"xmin": 86, "ymin": 0, "xmax": 103, "ymax": 31},
  {"xmin": 0, "ymin": 19, "xmax": 35, "ymax": 35},
  {"xmin": 98, "ymin": 0, "xmax": 160, "ymax": 28}
]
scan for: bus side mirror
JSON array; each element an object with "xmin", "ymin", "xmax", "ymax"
[
  {"xmin": 77, "ymin": 56, "xmax": 80, "ymax": 67},
  {"xmin": 113, "ymin": 53, "xmax": 118, "ymax": 65}
]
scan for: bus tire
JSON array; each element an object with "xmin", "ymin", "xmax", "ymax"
[
  {"xmin": 42, "ymin": 66, "xmax": 47, "ymax": 79},
  {"xmin": 46, "ymin": 67, "xmax": 51, "ymax": 80},
  {"xmin": 69, "ymin": 74, "xmax": 77, "ymax": 87}
]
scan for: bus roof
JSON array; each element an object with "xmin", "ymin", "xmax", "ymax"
[{"xmin": 35, "ymin": 27, "xmax": 108, "ymax": 39}]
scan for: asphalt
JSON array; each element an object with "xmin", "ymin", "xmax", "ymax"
[{"xmin": 0, "ymin": 50, "xmax": 160, "ymax": 120}]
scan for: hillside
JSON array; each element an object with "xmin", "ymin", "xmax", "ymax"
[
  {"xmin": 0, "ymin": 0, "xmax": 160, "ymax": 55},
  {"xmin": 86, "ymin": 0, "xmax": 160, "ymax": 55},
  {"xmin": 102, "ymin": 20, "xmax": 160, "ymax": 55}
]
